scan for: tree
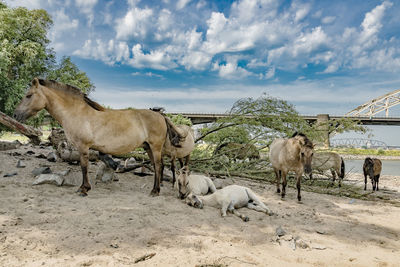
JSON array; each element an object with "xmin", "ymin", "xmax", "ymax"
[
  {"xmin": 0, "ymin": 4, "xmax": 54, "ymax": 116},
  {"xmin": 0, "ymin": 2, "xmax": 95, "ymax": 132},
  {"xmin": 47, "ymin": 56, "xmax": 95, "ymax": 94}
]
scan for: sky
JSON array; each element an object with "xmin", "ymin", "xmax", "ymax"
[{"xmin": 4, "ymin": 0, "xmax": 400, "ymax": 146}]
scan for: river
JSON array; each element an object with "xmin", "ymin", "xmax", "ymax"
[{"xmin": 345, "ymin": 159, "xmax": 399, "ymax": 176}]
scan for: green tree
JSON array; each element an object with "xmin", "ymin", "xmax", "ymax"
[
  {"xmin": 47, "ymin": 56, "xmax": 95, "ymax": 94},
  {"xmin": 0, "ymin": 3, "xmax": 54, "ymax": 116}
]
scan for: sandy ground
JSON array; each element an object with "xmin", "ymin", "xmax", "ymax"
[{"xmin": 1, "ymin": 144, "xmax": 400, "ymax": 267}]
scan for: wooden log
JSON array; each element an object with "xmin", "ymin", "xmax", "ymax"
[{"xmin": 0, "ymin": 111, "xmax": 42, "ymax": 144}]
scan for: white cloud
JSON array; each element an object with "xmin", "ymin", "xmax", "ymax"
[
  {"xmin": 48, "ymin": 9, "xmax": 79, "ymax": 42},
  {"xmin": 321, "ymin": 16, "xmax": 335, "ymax": 24},
  {"xmin": 212, "ymin": 60, "xmax": 253, "ymax": 79},
  {"xmin": 129, "ymin": 44, "xmax": 177, "ymax": 70},
  {"xmin": 115, "ymin": 6, "xmax": 153, "ymax": 40},
  {"xmin": 176, "ymin": 0, "xmax": 191, "ymax": 10},
  {"xmin": 75, "ymin": 0, "xmax": 98, "ymax": 26}
]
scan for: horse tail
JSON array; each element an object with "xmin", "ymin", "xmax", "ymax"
[
  {"xmin": 340, "ymin": 157, "xmax": 345, "ymax": 179},
  {"xmin": 164, "ymin": 116, "xmax": 184, "ymax": 147}
]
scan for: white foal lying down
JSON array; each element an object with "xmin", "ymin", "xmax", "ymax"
[
  {"xmin": 186, "ymin": 184, "xmax": 272, "ymax": 222},
  {"xmin": 175, "ymin": 166, "xmax": 216, "ymax": 199}
]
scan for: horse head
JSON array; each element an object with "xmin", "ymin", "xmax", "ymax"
[
  {"xmin": 293, "ymin": 133, "xmax": 314, "ymax": 175},
  {"xmin": 13, "ymin": 78, "xmax": 47, "ymax": 122},
  {"xmin": 185, "ymin": 193, "xmax": 203, "ymax": 209},
  {"xmin": 175, "ymin": 166, "xmax": 191, "ymax": 199}
]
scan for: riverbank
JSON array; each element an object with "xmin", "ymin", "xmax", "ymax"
[{"xmin": 340, "ymin": 154, "xmax": 400, "ymax": 160}]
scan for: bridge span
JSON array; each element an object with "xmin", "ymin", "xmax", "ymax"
[{"xmin": 170, "ymin": 113, "xmax": 400, "ymax": 126}]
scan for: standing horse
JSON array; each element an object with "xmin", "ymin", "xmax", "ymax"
[
  {"xmin": 310, "ymin": 152, "xmax": 345, "ymax": 187},
  {"xmin": 162, "ymin": 124, "xmax": 195, "ymax": 185},
  {"xmin": 269, "ymin": 132, "xmax": 314, "ymax": 201},
  {"xmin": 13, "ymin": 78, "xmax": 182, "ymax": 196},
  {"xmin": 363, "ymin": 157, "xmax": 382, "ymax": 191}
]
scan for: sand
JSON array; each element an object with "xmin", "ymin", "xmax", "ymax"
[{"xmin": 1, "ymin": 144, "xmax": 400, "ymax": 267}]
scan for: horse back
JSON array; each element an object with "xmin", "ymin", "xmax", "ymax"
[
  {"xmin": 312, "ymin": 152, "xmax": 341, "ymax": 171},
  {"xmin": 269, "ymin": 138, "xmax": 301, "ymax": 171},
  {"xmin": 373, "ymin": 158, "xmax": 382, "ymax": 175}
]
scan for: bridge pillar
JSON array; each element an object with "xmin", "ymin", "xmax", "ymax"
[{"xmin": 316, "ymin": 114, "xmax": 330, "ymax": 148}]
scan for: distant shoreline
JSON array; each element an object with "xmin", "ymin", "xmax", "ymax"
[{"xmin": 340, "ymin": 154, "xmax": 400, "ymax": 160}]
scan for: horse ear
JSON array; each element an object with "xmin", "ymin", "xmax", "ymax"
[{"xmin": 32, "ymin": 78, "xmax": 39, "ymax": 88}]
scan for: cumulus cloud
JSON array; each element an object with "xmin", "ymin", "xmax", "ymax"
[
  {"xmin": 128, "ymin": 44, "xmax": 177, "ymax": 70},
  {"xmin": 115, "ymin": 6, "xmax": 153, "ymax": 40},
  {"xmin": 75, "ymin": 0, "xmax": 98, "ymax": 26}
]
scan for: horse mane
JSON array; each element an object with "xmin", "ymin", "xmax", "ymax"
[
  {"xmin": 291, "ymin": 132, "xmax": 313, "ymax": 148},
  {"xmin": 38, "ymin": 79, "xmax": 105, "ymax": 112}
]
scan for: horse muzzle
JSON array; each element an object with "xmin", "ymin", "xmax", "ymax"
[
  {"xmin": 304, "ymin": 165, "xmax": 312, "ymax": 175},
  {"xmin": 13, "ymin": 111, "xmax": 27, "ymax": 122}
]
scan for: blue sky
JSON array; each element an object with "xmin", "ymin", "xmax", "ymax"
[{"xmin": 5, "ymin": 0, "xmax": 400, "ymax": 145}]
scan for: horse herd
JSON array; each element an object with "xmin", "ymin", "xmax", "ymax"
[{"xmin": 13, "ymin": 78, "xmax": 383, "ymax": 220}]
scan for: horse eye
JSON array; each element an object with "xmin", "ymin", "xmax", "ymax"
[
  {"xmin": 26, "ymin": 94, "xmax": 32, "ymax": 99},
  {"xmin": 301, "ymin": 152, "xmax": 305, "ymax": 157}
]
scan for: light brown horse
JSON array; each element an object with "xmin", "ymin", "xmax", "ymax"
[
  {"xmin": 13, "ymin": 78, "xmax": 182, "ymax": 196},
  {"xmin": 269, "ymin": 132, "xmax": 314, "ymax": 201},
  {"xmin": 162, "ymin": 124, "xmax": 195, "ymax": 185},
  {"xmin": 363, "ymin": 157, "xmax": 382, "ymax": 191}
]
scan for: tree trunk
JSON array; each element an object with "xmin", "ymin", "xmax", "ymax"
[{"xmin": 0, "ymin": 111, "xmax": 42, "ymax": 144}]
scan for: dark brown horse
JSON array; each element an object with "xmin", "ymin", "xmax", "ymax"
[
  {"xmin": 363, "ymin": 157, "xmax": 382, "ymax": 191},
  {"xmin": 14, "ymin": 78, "xmax": 182, "ymax": 196}
]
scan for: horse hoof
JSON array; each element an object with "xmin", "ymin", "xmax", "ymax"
[
  {"xmin": 79, "ymin": 192, "xmax": 88, "ymax": 197},
  {"xmin": 150, "ymin": 190, "xmax": 159, "ymax": 197},
  {"xmin": 277, "ymin": 189, "xmax": 281, "ymax": 193}
]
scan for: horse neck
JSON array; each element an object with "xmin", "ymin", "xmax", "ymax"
[
  {"xmin": 199, "ymin": 193, "xmax": 219, "ymax": 208},
  {"xmin": 42, "ymin": 87, "xmax": 88, "ymax": 126},
  {"xmin": 285, "ymin": 139, "xmax": 301, "ymax": 162}
]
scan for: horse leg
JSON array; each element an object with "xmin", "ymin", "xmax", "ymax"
[
  {"xmin": 372, "ymin": 176, "xmax": 377, "ymax": 191},
  {"xmin": 274, "ymin": 168, "xmax": 281, "ymax": 193},
  {"xmin": 281, "ymin": 171, "xmax": 287, "ymax": 199},
  {"xmin": 149, "ymin": 147, "xmax": 163, "ymax": 197},
  {"xmin": 296, "ymin": 173, "xmax": 302, "ymax": 202},
  {"xmin": 376, "ymin": 174, "xmax": 380, "ymax": 191},
  {"xmin": 77, "ymin": 151, "xmax": 91, "ymax": 196},
  {"xmin": 330, "ymin": 169, "xmax": 336, "ymax": 186},
  {"xmin": 231, "ymin": 208, "xmax": 249, "ymax": 222},
  {"xmin": 171, "ymin": 156, "xmax": 176, "ymax": 186},
  {"xmin": 364, "ymin": 173, "xmax": 367, "ymax": 190}
]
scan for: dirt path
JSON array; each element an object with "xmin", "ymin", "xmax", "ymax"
[{"xmin": 1, "ymin": 145, "xmax": 399, "ymax": 266}]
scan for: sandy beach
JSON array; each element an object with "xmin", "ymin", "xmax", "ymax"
[{"xmin": 1, "ymin": 144, "xmax": 400, "ymax": 266}]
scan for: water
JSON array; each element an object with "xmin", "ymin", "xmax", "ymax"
[{"xmin": 345, "ymin": 159, "xmax": 400, "ymax": 176}]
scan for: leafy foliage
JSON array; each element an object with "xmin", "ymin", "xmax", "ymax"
[
  {"xmin": 47, "ymin": 56, "xmax": 95, "ymax": 94},
  {"xmin": 166, "ymin": 113, "xmax": 192, "ymax": 126}
]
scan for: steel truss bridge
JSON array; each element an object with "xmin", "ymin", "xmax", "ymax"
[{"xmin": 330, "ymin": 138, "xmax": 387, "ymax": 149}]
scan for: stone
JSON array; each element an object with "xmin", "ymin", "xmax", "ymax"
[
  {"xmin": 296, "ymin": 239, "xmax": 310, "ymax": 249},
  {"xmin": 3, "ymin": 172, "xmax": 17, "ymax": 177},
  {"xmin": 95, "ymin": 161, "xmax": 116, "ymax": 183},
  {"xmin": 275, "ymin": 226, "xmax": 286, "ymax": 237},
  {"xmin": 32, "ymin": 174, "xmax": 64, "ymax": 186},
  {"xmin": 312, "ymin": 244, "xmax": 327, "ymax": 250},
  {"xmin": 0, "ymin": 140, "xmax": 22, "ymax": 151},
  {"xmin": 32, "ymin": 167, "xmax": 52, "ymax": 176},
  {"xmin": 46, "ymin": 152, "xmax": 57, "ymax": 162},
  {"xmin": 16, "ymin": 160, "xmax": 26, "ymax": 168}
]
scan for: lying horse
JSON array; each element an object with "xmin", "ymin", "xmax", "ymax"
[
  {"xmin": 311, "ymin": 152, "xmax": 345, "ymax": 187},
  {"xmin": 269, "ymin": 132, "xmax": 314, "ymax": 201},
  {"xmin": 363, "ymin": 157, "xmax": 382, "ymax": 191},
  {"xmin": 162, "ymin": 124, "xmax": 195, "ymax": 185},
  {"xmin": 175, "ymin": 166, "xmax": 216, "ymax": 199},
  {"xmin": 14, "ymin": 78, "xmax": 182, "ymax": 196},
  {"xmin": 186, "ymin": 184, "xmax": 272, "ymax": 222}
]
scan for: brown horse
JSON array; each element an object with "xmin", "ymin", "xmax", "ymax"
[
  {"xmin": 269, "ymin": 132, "xmax": 314, "ymax": 201},
  {"xmin": 363, "ymin": 157, "xmax": 382, "ymax": 191},
  {"xmin": 13, "ymin": 78, "xmax": 182, "ymax": 196}
]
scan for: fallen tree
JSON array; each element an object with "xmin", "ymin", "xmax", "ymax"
[{"xmin": 0, "ymin": 111, "xmax": 42, "ymax": 144}]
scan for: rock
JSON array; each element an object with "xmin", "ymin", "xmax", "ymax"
[
  {"xmin": 95, "ymin": 161, "xmax": 116, "ymax": 183},
  {"xmin": 282, "ymin": 234, "xmax": 293, "ymax": 241},
  {"xmin": 32, "ymin": 167, "xmax": 52, "ymax": 176},
  {"xmin": 0, "ymin": 140, "xmax": 22, "ymax": 151},
  {"xmin": 55, "ymin": 169, "xmax": 71, "ymax": 176},
  {"xmin": 56, "ymin": 141, "xmax": 98, "ymax": 162},
  {"xmin": 296, "ymin": 239, "xmax": 310, "ymax": 249},
  {"xmin": 32, "ymin": 174, "xmax": 64, "ymax": 186},
  {"xmin": 316, "ymin": 229, "xmax": 326, "ymax": 235},
  {"xmin": 35, "ymin": 153, "xmax": 47, "ymax": 159},
  {"xmin": 275, "ymin": 226, "xmax": 286, "ymax": 237},
  {"xmin": 312, "ymin": 244, "xmax": 327, "ymax": 250},
  {"xmin": 46, "ymin": 152, "xmax": 57, "ymax": 162},
  {"xmin": 3, "ymin": 172, "xmax": 18, "ymax": 177},
  {"xmin": 16, "ymin": 160, "xmax": 26, "ymax": 168},
  {"xmin": 25, "ymin": 150, "xmax": 35, "ymax": 155}
]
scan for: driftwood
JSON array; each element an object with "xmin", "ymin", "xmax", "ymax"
[
  {"xmin": 134, "ymin": 253, "xmax": 156, "ymax": 264},
  {"xmin": 0, "ymin": 111, "xmax": 42, "ymax": 144}
]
